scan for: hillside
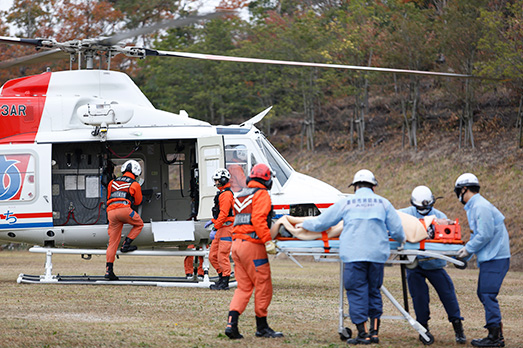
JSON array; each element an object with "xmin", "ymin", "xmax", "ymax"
[{"xmin": 275, "ymin": 95, "xmax": 523, "ymax": 270}]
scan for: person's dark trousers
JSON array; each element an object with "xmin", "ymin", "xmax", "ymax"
[
  {"xmin": 343, "ymin": 261, "xmax": 384, "ymax": 324},
  {"xmin": 407, "ymin": 266, "xmax": 463, "ymax": 326},
  {"xmin": 477, "ymin": 258, "xmax": 510, "ymax": 327}
]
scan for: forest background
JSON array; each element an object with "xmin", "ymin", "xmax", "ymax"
[{"xmin": 0, "ymin": 0, "xmax": 522, "ymax": 268}]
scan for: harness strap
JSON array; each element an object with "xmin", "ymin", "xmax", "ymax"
[{"xmin": 321, "ymin": 231, "xmax": 330, "ymax": 253}]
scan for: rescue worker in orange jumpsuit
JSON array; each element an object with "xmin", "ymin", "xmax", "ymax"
[
  {"xmin": 104, "ymin": 160, "xmax": 144, "ymax": 280},
  {"xmin": 184, "ymin": 250, "xmax": 204, "ymax": 280},
  {"xmin": 208, "ymin": 168, "xmax": 235, "ymax": 290},
  {"xmin": 225, "ymin": 163, "xmax": 283, "ymax": 340}
]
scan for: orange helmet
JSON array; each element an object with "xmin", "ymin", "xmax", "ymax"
[{"xmin": 248, "ymin": 163, "xmax": 273, "ymax": 189}]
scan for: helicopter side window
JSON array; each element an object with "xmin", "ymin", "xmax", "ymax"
[
  {"xmin": 225, "ymin": 145, "xmax": 248, "ymax": 192},
  {"xmin": 0, "ymin": 153, "xmax": 36, "ymax": 202},
  {"xmin": 166, "ymin": 153, "xmax": 185, "ymax": 190},
  {"xmin": 256, "ymin": 137, "xmax": 292, "ymax": 187}
]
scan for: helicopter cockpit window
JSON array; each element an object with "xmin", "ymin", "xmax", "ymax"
[
  {"xmin": 112, "ymin": 158, "xmax": 145, "ymax": 186},
  {"xmin": 166, "ymin": 153, "xmax": 185, "ymax": 190},
  {"xmin": 0, "ymin": 153, "xmax": 36, "ymax": 202},
  {"xmin": 256, "ymin": 137, "xmax": 292, "ymax": 187},
  {"xmin": 225, "ymin": 145, "xmax": 248, "ymax": 192}
]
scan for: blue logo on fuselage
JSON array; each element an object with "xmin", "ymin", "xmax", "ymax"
[{"xmin": 0, "ymin": 156, "xmax": 21, "ymax": 201}]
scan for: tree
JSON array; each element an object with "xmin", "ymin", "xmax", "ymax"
[
  {"xmin": 383, "ymin": 1, "xmax": 438, "ymax": 151},
  {"xmin": 437, "ymin": 0, "xmax": 491, "ymax": 149},
  {"xmin": 478, "ymin": 1, "xmax": 523, "ymax": 147}
]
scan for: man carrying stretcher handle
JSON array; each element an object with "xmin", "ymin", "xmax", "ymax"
[
  {"xmin": 300, "ymin": 169, "xmax": 405, "ymax": 345},
  {"xmin": 400, "ymin": 185, "xmax": 466, "ymax": 344},
  {"xmin": 455, "ymin": 173, "xmax": 511, "ymax": 348}
]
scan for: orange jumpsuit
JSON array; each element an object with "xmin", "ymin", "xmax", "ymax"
[
  {"xmin": 229, "ymin": 180, "xmax": 273, "ymax": 317},
  {"xmin": 106, "ymin": 172, "xmax": 143, "ymax": 263},
  {"xmin": 184, "ymin": 245, "xmax": 204, "ymax": 277},
  {"xmin": 209, "ymin": 183, "xmax": 234, "ymax": 277}
]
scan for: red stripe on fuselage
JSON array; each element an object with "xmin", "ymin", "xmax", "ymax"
[
  {"xmin": 0, "ymin": 212, "xmax": 52, "ymax": 219},
  {"xmin": 0, "ymin": 72, "xmax": 51, "ymax": 144}
]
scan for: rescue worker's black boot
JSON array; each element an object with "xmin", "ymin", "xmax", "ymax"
[
  {"xmin": 120, "ymin": 237, "xmax": 137, "ymax": 252},
  {"xmin": 255, "ymin": 316, "xmax": 284, "ymax": 338},
  {"xmin": 452, "ymin": 319, "xmax": 467, "ymax": 344},
  {"xmin": 225, "ymin": 311, "xmax": 243, "ymax": 339},
  {"xmin": 210, "ymin": 273, "xmax": 223, "ymax": 290},
  {"xmin": 471, "ymin": 326, "xmax": 505, "ymax": 347},
  {"xmin": 369, "ymin": 318, "xmax": 380, "ymax": 344},
  {"xmin": 104, "ymin": 262, "xmax": 119, "ymax": 280},
  {"xmin": 218, "ymin": 276, "xmax": 230, "ymax": 290},
  {"xmin": 347, "ymin": 322, "xmax": 371, "ymax": 345}
]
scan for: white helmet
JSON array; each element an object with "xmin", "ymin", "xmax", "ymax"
[
  {"xmin": 454, "ymin": 173, "xmax": 480, "ymax": 202},
  {"xmin": 212, "ymin": 168, "xmax": 231, "ymax": 186},
  {"xmin": 121, "ymin": 160, "xmax": 142, "ymax": 177},
  {"xmin": 350, "ymin": 169, "xmax": 378, "ymax": 187},
  {"xmin": 454, "ymin": 173, "xmax": 480, "ymax": 189},
  {"xmin": 411, "ymin": 185, "xmax": 435, "ymax": 216}
]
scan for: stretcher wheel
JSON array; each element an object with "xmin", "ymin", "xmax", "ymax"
[
  {"xmin": 339, "ymin": 327, "xmax": 352, "ymax": 341},
  {"xmin": 405, "ymin": 258, "xmax": 419, "ymax": 270},
  {"xmin": 454, "ymin": 260, "xmax": 467, "ymax": 270},
  {"xmin": 419, "ymin": 331, "xmax": 434, "ymax": 345}
]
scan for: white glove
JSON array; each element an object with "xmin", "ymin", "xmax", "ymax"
[
  {"xmin": 457, "ymin": 247, "xmax": 470, "ymax": 259},
  {"xmin": 397, "ymin": 242, "xmax": 405, "ymax": 251},
  {"xmin": 295, "ymin": 223, "xmax": 303, "ymax": 229},
  {"xmin": 265, "ymin": 240, "xmax": 277, "ymax": 255}
]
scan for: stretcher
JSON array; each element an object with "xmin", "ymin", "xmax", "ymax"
[{"xmin": 271, "ymin": 213, "xmax": 465, "ymax": 345}]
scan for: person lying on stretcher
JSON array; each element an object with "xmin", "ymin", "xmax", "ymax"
[{"xmin": 270, "ymin": 211, "xmax": 459, "ymax": 244}]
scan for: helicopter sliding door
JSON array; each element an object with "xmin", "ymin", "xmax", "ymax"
[{"xmin": 197, "ymin": 136, "xmax": 225, "ymax": 220}]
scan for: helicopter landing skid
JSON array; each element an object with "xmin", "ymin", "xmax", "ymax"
[{"xmin": 17, "ymin": 246, "xmax": 236, "ymax": 288}]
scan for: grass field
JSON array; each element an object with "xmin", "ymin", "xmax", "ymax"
[{"xmin": 1, "ymin": 250, "xmax": 522, "ymax": 347}]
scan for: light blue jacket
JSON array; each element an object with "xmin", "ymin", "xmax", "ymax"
[
  {"xmin": 399, "ymin": 206, "xmax": 448, "ymax": 270},
  {"xmin": 302, "ymin": 187, "xmax": 406, "ymax": 263},
  {"xmin": 464, "ymin": 194, "xmax": 511, "ymax": 265}
]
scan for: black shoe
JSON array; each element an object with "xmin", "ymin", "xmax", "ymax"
[
  {"xmin": 104, "ymin": 262, "xmax": 119, "ymax": 280},
  {"xmin": 210, "ymin": 276, "xmax": 230, "ymax": 290},
  {"xmin": 120, "ymin": 237, "xmax": 137, "ymax": 252},
  {"xmin": 347, "ymin": 322, "xmax": 371, "ymax": 345},
  {"xmin": 255, "ymin": 316, "xmax": 283, "ymax": 338},
  {"xmin": 104, "ymin": 270, "xmax": 119, "ymax": 280},
  {"xmin": 225, "ymin": 311, "xmax": 243, "ymax": 339},
  {"xmin": 369, "ymin": 318, "xmax": 380, "ymax": 344},
  {"xmin": 255, "ymin": 327, "xmax": 284, "ymax": 338},
  {"xmin": 471, "ymin": 327, "xmax": 504, "ymax": 347},
  {"xmin": 225, "ymin": 325, "xmax": 243, "ymax": 339},
  {"xmin": 120, "ymin": 244, "xmax": 137, "ymax": 252},
  {"xmin": 452, "ymin": 319, "xmax": 467, "ymax": 344},
  {"xmin": 210, "ymin": 274, "xmax": 223, "ymax": 290}
]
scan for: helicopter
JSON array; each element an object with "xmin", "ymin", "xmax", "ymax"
[{"xmin": 0, "ymin": 12, "xmax": 477, "ymax": 285}]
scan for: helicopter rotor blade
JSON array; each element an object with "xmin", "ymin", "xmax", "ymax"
[
  {"xmin": 98, "ymin": 11, "xmax": 233, "ymax": 46},
  {"xmin": 0, "ymin": 49, "xmax": 68, "ymax": 70},
  {"xmin": 0, "ymin": 36, "xmax": 47, "ymax": 47},
  {"xmin": 149, "ymin": 50, "xmax": 487, "ymax": 79}
]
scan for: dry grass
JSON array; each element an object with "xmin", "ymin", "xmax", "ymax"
[{"xmin": 0, "ymin": 251, "xmax": 522, "ymax": 347}]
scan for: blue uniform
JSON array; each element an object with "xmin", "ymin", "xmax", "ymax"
[
  {"xmin": 302, "ymin": 187, "xmax": 405, "ymax": 324},
  {"xmin": 399, "ymin": 206, "xmax": 463, "ymax": 326},
  {"xmin": 463, "ymin": 194, "xmax": 510, "ymax": 327}
]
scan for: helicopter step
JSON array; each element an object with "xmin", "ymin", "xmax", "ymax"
[{"xmin": 17, "ymin": 246, "xmax": 237, "ymax": 288}]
